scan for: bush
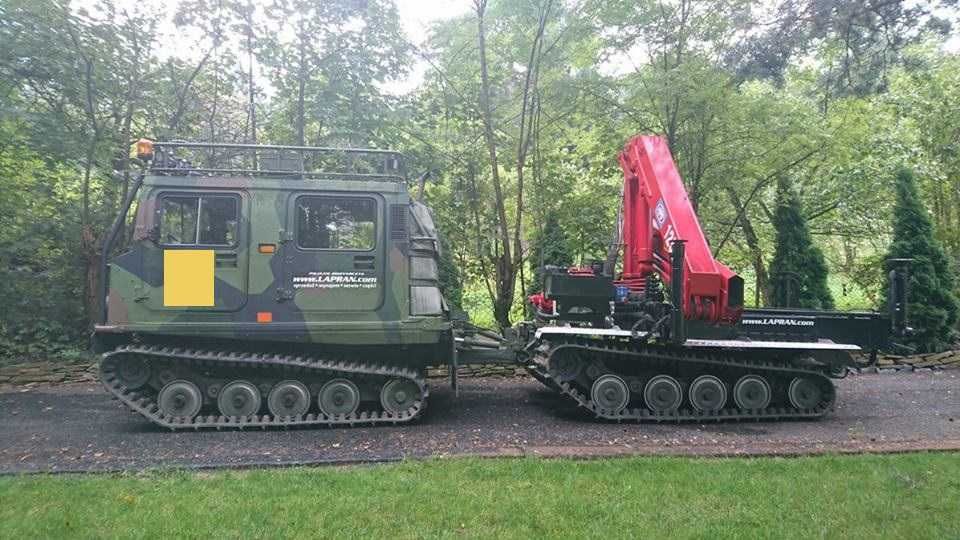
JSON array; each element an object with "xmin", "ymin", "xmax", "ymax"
[
  {"xmin": 769, "ymin": 176, "xmax": 834, "ymax": 309},
  {"xmin": 883, "ymin": 167, "xmax": 959, "ymax": 352}
]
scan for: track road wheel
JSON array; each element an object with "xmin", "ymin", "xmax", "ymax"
[
  {"xmin": 591, "ymin": 374, "xmax": 630, "ymax": 413},
  {"xmin": 689, "ymin": 375, "xmax": 727, "ymax": 412},
  {"xmin": 267, "ymin": 380, "xmax": 311, "ymax": 417},
  {"xmin": 549, "ymin": 352, "xmax": 583, "ymax": 381},
  {"xmin": 380, "ymin": 378, "xmax": 420, "ymax": 414},
  {"xmin": 788, "ymin": 377, "xmax": 823, "ymax": 410},
  {"xmin": 158, "ymin": 380, "xmax": 203, "ymax": 420},
  {"xmin": 218, "ymin": 380, "xmax": 262, "ymax": 417},
  {"xmin": 643, "ymin": 375, "xmax": 683, "ymax": 412},
  {"xmin": 116, "ymin": 357, "xmax": 151, "ymax": 389},
  {"xmin": 318, "ymin": 379, "xmax": 360, "ymax": 416},
  {"xmin": 733, "ymin": 375, "xmax": 772, "ymax": 410}
]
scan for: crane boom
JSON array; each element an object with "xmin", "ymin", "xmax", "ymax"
[{"xmin": 617, "ymin": 135, "xmax": 744, "ymax": 324}]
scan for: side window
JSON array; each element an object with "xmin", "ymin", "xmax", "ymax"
[
  {"xmin": 160, "ymin": 196, "xmax": 198, "ymax": 245},
  {"xmin": 160, "ymin": 194, "xmax": 238, "ymax": 246},
  {"xmin": 297, "ymin": 196, "xmax": 376, "ymax": 250}
]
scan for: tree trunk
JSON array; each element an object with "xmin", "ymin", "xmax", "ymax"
[
  {"xmin": 513, "ymin": 2, "xmax": 551, "ymax": 309},
  {"xmin": 116, "ymin": 101, "xmax": 135, "ymax": 249},
  {"xmin": 116, "ymin": 24, "xmax": 141, "ymax": 248},
  {"xmin": 67, "ymin": 17, "xmax": 104, "ymax": 327},
  {"xmin": 467, "ymin": 166, "xmax": 497, "ymax": 310},
  {"xmin": 80, "ymin": 145, "xmax": 102, "ymax": 326},
  {"xmin": 725, "ymin": 186, "xmax": 770, "ymax": 306},
  {"xmin": 474, "ymin": 0, "xmax": 514, "ymax": 329},
  {"xmin": 167, "ymin": 48, "xmax": 213, "ymax": 133},
  {"xmin": 83, "ymin": 225, "xmax": 101, "ymax": 328}
]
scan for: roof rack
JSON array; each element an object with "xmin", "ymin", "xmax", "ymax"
[{"xmin": 148, "ymin": 141, "xmax": 406, "ymax": 182}]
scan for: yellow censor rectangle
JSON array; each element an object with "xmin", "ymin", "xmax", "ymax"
[{"xmin": 163, "ymin": 250, "xmax": 215, "ymax": 307}]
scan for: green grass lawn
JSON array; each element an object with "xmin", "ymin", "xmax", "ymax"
[{"xmin": 1, "ymin": 453, "xmax": 959, "ymax": 539}]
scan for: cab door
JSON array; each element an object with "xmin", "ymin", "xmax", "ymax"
[
  {"xmin": 284, "ymin": 193, "xmax": 385, "ymax": 313},
  {"xmin": 145, "ymin": 190, "xmax": 248, "ymax": 312}
]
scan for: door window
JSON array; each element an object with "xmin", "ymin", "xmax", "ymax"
[
  {"xmin": 160, "ymin": 194, "xmax": 238, "ymax": 246},
  {"xmin": 296, "ymin": 196, "xmax": 376, "ymax": 250}
]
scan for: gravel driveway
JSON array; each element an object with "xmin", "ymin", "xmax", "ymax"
[{"xmin": 1, "ymin": 371, "xmax": 957, "ymax": 473}]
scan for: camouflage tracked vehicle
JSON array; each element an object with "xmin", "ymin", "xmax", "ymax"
[
  {"xmin": 96, "ymin": 136, "xmax": 908, "ymax": 430},
  {"xmin": 94, "ymin": 140, "xmax": 474, "ymax": 428}
]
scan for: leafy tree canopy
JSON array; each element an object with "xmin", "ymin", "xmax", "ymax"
[{"xmin": 0, "ymin": 0, "xmax": 959, "ymax": 356}]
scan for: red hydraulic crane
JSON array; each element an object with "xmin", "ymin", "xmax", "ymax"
[{"xmin": 617, "ymin": 135, "xmax": 744, "ymax": 324}]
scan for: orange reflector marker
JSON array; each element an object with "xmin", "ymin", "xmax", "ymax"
[
  {"xmin": 256, "ymin": 312, "xmax": 273, "ymax": 323},
  {"xmin": 258, "ymin": 243, "xmax": 276, "ymax": 254},
  {"xmin": 135, "ymin": 138, "xmax": 154, "ymax": 160}
]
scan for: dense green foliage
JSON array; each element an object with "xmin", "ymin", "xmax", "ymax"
[
  {"xmin": 884, "ymin": 168, "xmax": 959, "ymax": 352},
  {"xmin": 529, "ymin": 213, "xmax": 572, "ymax": 293},
  {"xmin": 1, "ymin": 0, "xmax": 959, "ymax": 355},
  {"xmin": 0, "ymin": 124, "xmax": 89, "ymax": 360},
  {"xmin": 437, "ymin": 236, "xmax": 464, "ymax": 312},
  {"xmin": 769, "ymin": 177, "xmax": 835, "ymax": 309},
  {"xmin": 1, "ymin": 454, "xmax": 959, "ymax": 537}
]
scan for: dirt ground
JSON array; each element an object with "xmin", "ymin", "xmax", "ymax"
[{"xmin": 0, "ymin": 371, "xmax": 957, "ymax": 473}]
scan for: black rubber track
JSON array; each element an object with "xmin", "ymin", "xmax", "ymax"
[
  {"xmin": 100, "ymin": 345, "xmax": 428, "ymax": 430},
  {"xmin": 525, "ymin": 336, "xmax": 836, "ymax": 422}
]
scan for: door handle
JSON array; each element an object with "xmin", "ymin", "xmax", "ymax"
[
  {"xmin": 215, "ymin": 253, "xmax": 238, "ymax": 267},
  {"xmin": 353, "ymin": 255, "xmax": 375, "ymax": 270}
]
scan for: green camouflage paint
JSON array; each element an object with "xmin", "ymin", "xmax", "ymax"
[{"xmin": 98, "ymin": 167, "xmax": 451, "ymax": 361}]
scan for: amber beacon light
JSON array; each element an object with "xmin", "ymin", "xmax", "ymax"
[{"xmin": 134, "ymin": 138, "xmax": 154, "ymax": 161}]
